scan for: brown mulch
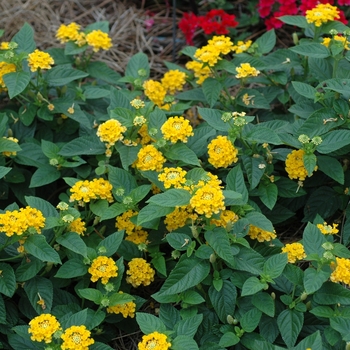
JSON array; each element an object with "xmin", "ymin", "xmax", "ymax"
[{"xmin": 0, "ymin": 0, "xmax": 188, "ymax": 76}]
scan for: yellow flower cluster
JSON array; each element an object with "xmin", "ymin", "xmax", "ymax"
[
  {"xmin": 194, "ymin": 35, "xmax": 234, "ymax": 67},
  {"xmin": 126, "ymin": 258, "xmax": 155, "ymax": 287},
  {"xmin": 190, "ymin": 182, "xmax": 225, "ymax": 218},
  {"xmin": 97, "ymin": 119, "xmax": 127, "ymax": 148},
  {"xmin": 88, "ymin": 255, "xmax": 118, "ymax": 284},
  {"xmin": 56, "ymin": 22, "xmax": 83, "ymax": 44},
  {"xmin": 211, "ymin": 210, "xmax": 239, "ymax": 228},
  {"xmin": 0, "ymin": 42, "xmax": 9, "ymax": 50},
  {"xmin": 86, "ymin": 29, "xmax": 113, "ymax": 52},
  {"xmin": 158, "ymin": 167, "xmax": 187, "ymax": 188},
  {"xmin": 317, "ymin": 222, "xmax": 339, "ymax": 235},
  {"xmin": 330, "ymin": 257, "xmax": 350, "ymax": 285},
  {"xmin": 161, "ymin": 116, "xmax": 194, "ymax": 143},
  {"xmin": 61, "ymin": 325, "xmax": 94, "ymax": 350},
  {"xmin": 248, "ymin": 225, "xmax": 277, "ymax": 242},
  {"xmin": 69, "ymin": 178, "xmax": 114, "ymax": 204},
  {"xmin": 28, "ymin": 314, "xmax": 61, "ymax": 343},
  {"xmin": 322, "ymin": 35, "xmax": 350, "ymax": 50},
  {"xmin": 125, "ymin": 229, "xmax": 149, "ymax": 245},
  {"xmin": 138, "ymin": 124, "xmax": 154, "ymax": 145},
  {"xmin": 305, "ymin": 3, "xmax": 340, "ymax": 27},
  {"xmin": 207, "ymin": 135, "xmax": 238, "ymax": 168},
  {"xmin": 138, "ymin": 331, "xmax": 171, "ymax": 350},
  {"xmin": 2, "ymin": 137, "xmax": 19, "ymax": 157},
  {"xmin": 281, "ymin": 242, "xmax": 306, "ymax": 263},
  {"xmin": 161, "ymin": 69, "xmax": 187, "ymax": 95},
  {"xmin": 130, "ymin": 98, "xmax": 145, "ymax": 109},
  {"xmin": 27, "ymin": 49, "xmax": 54, "ymax": 72},
  {"xmin": 134, "ymin": 144, "xmax": 166, "ymax": 172},
  {"xmin": 143, "ymin": 79, "xmax": 167, "ymax": 108},
  {"xmin": 164, "ymin": 205, "xmax": 198, "ymax": 232},
  {"xmin": 0, "ymin": 62, "xmax": 16, "ymax": 88},
  {"xmin": 0, "ymin": 206, "xmax": 45, "ymax": 237},
  {"xmin": 185, "ymin": 60, "xmax": 211, "ymax": 85},
  {"xmin": 232, "ymin": 40, "xmax": 252, "ymax": 54},
  {"xmin": 106, "ymin": 291, "xmax": 136, "ymax": 318},
  {"xmin": 68, "ymin": 218, "xmax": 87, "ymax": 235},
  {"xmin": 235, "ymin": 63, "xmax": 260, "ymax": 79},
  {"xmin": 285, "ymin": 149, "xmax": 314, "ymax": 181}
]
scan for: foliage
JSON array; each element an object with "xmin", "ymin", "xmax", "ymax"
[{"xmin": 1, "ymin": 4, "xmax": 350, "ymax": 350}]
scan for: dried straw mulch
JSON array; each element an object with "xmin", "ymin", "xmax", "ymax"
[{"xmin": 0, "ymin": 0, "xmax": 187, "ymax": 76}]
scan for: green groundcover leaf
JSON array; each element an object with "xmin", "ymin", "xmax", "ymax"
[
  {"xmin": 147, "ymin": 189, "xmax": 191, "ymax": 207},
  {"xmin": 3, "ymin": 72, "xmax": 31, "ymax": 99}
]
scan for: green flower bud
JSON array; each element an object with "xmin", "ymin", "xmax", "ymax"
[
  {"xmin": 311, "ymin": 136, "xmax": 322, "ymax": 145},
  {"xmin": 122, "ymin": 196, "xmax": 133, "ymax": 205},
  {"xmin": 56, "ymin": 202, "xmax": 69, "ymax": 211},
  {"xmin": 62, "ymin": 214, "xmax": 74, "ymax": 223},
  {"xmin": 98, "ymin": 246, "xmax": 107, "ymax": 254},
  {"xmin": 323, "ymin": 251, "xmax": 334, "ymax": 260},
  {"xmin": 298, "ymin": 134, "xmax": 310, "ymax": 144},
  {"xmin": 148, "ymin": 128, "xmax": 158, "ymax": 136},
  {"xmin": 49, "ymin": 158, "xmax": 59, "ymax": 166},
  {"xmin": 138, "ymin": 68, "xmax": 147, "ymax": 77},
  {"xmin": 100, "ymin": 298, "xmax": 110, "ymax": 307},
  {"xmin": 104, "ymin": 283, "xmax": 115, "ymax": 292},
  {"xmin": 134, "ymin": 78, "xmax": 143, "ymax": 87},
  {"xmin": 330, "ymin": 29, "xmax": 338, "ymax": 35},
  {"xmin": 227, "ymin": 315, "xmax": 235, "ymax": 324},
  {"xmin": 171, "ymin": 250, "xmax": 181, "ymax": 259},
  {"xmin": 209, "ymin": 253, "xmax": 217, "ymax": 263},
  {"xmin": 221, "ymin": 112, "xmax": 232, "ymax": 122},
  {"xmin": 300, "ymin": 292, "xmax": 308, "ymax": 301},
  {"xmin": 292, "ymin": 32, "xmax": 299, "ymax": 45},
  {"xmin": 322, "ymin": 242, "xmax": 334, "ymax": 251},
  {"xmin": 115, "ymin": 187, "xmax": 125, "ymax": 196}
]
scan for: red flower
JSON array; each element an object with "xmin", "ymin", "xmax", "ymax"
[
  {"xmin": 198, "ymin": 9, "xmax": 238, "ymax": 35},
  {"xmin": 179, "ymin": 12, "xmax": 199, "ymax": 45}
]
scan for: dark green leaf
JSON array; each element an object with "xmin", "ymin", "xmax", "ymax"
[
  {"xmin": 24, "ymin": 235, "xmax": 61, "ymax": 264},
  {"xmin": 136, "ymin": 312, "xmax": 166, "ymax": 334},
  {"xmin": 277, "ymin": 309, "xmax": 303, "ymax": 348},
  {"xmin": 55, "ymin": 258, "xmax": 88, "ymax": 278},
  {"xmin": 24, "ymin": 276, "xmax": 53, "ymax": 313},
  {"xmin": 0, "ymin": 263, "xmax": 16, "ymax": 297},
  {"xmin": 3, "ymin": 72, "xmax": 31, "ymax": 99},
  {"xmin": 45, "ymin": 64, "xmax": 89, "ymax": 86},
  {"xmin": 56, "ymin": 232, "xmax": 87, "ymax": 258}
]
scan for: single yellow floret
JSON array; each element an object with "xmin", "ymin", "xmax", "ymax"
[
  {"xmin": 306, "ymin": 3, "xmax": 340, "ymax": 27},
  {"xmin": 138, "ymin": 331, "xmax": 171, "ymax": 350},
  {"xmin": 281, "ymin": 242, "xmax": 306, "ymax": 263},
  {"xmin": 235, "ymin": 63, "xmax": 260, "ymax": 79},
  {"xmin": 86, "ymin": 29, "xmax": 112, "ymax": 52},
  {"xmin": 88, "ymin": 255, "xmax": 118, "ymax": 284},
  {"xmin": 28, "ymin": 314, "xmax": 61, "ymax": 343},
  {"xmin": 207, "ymin": 135, "xmax": 238, "ymax": 168},
  {"xmin": 61, "ymin": 325, "xmax": 94, "ymax": 350},
  {"xmin": 232, "ymin": 40, "xmax": 252, "ymax": 54},
  {"xmin": 161, "ymin": 116, "xmax": 194, "ymax": 143},
  {"xmin": 248, "ymin": 225, "xmax": 277, "ymax": 242},
  {"xmin": 27, "ymin": 49, "xmax": 54, "ymax": 72}
]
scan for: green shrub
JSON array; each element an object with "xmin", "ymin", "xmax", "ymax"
[{"xmin": 0, "ymin": 8, "xmax": 350, "ymax": 350}]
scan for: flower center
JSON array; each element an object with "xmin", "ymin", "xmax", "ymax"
[
  {"xmin": 98, "ymin": 264, "xmax": 107, "ymax": 272},
  {"xmin": 203, "ymin": 192, "xmax": 213, "ymax": 200},
  {"xmin": 173, "ymin": 122, "xmax": 182, "ymax": 130},
  {"xmin": 144, "ymin": 154, "xmax": 153, "ymax": 163},
  {"xmin": 39, "ymin": 320, "xmax": 49, "ymax": 329},
  {"xmin": 215, "ymin": 147, "xmax": 221, "ymax": 154},
  {"xmin": 167, "ymin": 172, "xmax": 179, "ymax": 180},
  {"xmin": 72, "ymin": 332, "xmax": 82, "ymax": 344},
  {"xmin": 80, "ymin": 186, "xmax": 89, "ymax": 193},
  {"xmin": 146, "ymin": 340, "xmax": 159, "ymax": 350}
]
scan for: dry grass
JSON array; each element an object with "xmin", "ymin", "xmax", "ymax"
[{"xmin": 0, "ymin": 0, "xmax": 187, "ymax": 75}]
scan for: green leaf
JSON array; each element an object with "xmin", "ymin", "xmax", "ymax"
[
  {"xmin": 219, "ymin": 332, "xmax": 240, "ymax": 347},
  {"xmin": 64, "ymin": 41, "xmax": 87, "ymax": 55},
  {"xmin": 303, "ymin": 266, "xmax": 331, "ymax": 294},
  {"xmin": 45, "ymin": 64, "xmax": 89, "ymax": 86},
  {"xmin": 263, "ymin": 253, "xmax": 288, "ymax": 279},
  {"xmin": 0, "ymin": 137, "xmax": 21, "ymax": 153},
  {"xmin": 208, "ymin": 280, "xmax": 237, "ymax": 323},
  {"xmin": 24, "ymin": 276, "xmax": 53, "ymax": 313},
  {"xmin": 59, "ymin": 136, "xmax": 105, "ymax": 156},
  {"xmin": 147, "ymin": 189, "xmax": 191, "ymax": 207},
  {"xmin": 164, "ymin": 143, "xmax": 200, "ymax": 166},
  {"xmin": 291, "ymin": 81, "xmax": 316, "ymax": 100},
  {"xmin": 302, "ymin": 222, "xmax": 326, "ymax": 257},
  {"xmin": 233, "ymin": 246, "xmax": 265, "ymax": 275},
  {"xmin": 29, "ymin": 166, "xmax": 61, "ymax": 188},
  {"xmin": 125, "ymin": 52, "xmax": 150, "ymax": 78},
  {"xmin": 91, "ymin": 343, "xmax": 114, "ymax": 350},
  {"xmin": 252, "ymin": 292, "xmax": 275, "ymax": 317},
  {"xmin": 129, "ymin": 185, "xmax": 151, "ymax": 204},
  {"xmin": 62, "ymin": 309, "xmax": 88, "ymax": 329},
  {"xmin": 110, "ymin": 107, "xmax": 134, "ymax": 127},
  {"xmin": 109, "ymin": 292, "xmax": 134, "ymax": 306},
  {"xmin": 172, "ymin": 335, "xmax": 199, "ymax": 350},
  {"xmin": 15, "ymin": 257, "xmax": 45, "ymax": 282},
  {"xmin": 226, "ymin": 165, "xmax": 249, "ymax": 203},
  {"xmin": 181, "ymin": 290, "xmax": 205, "ymax": 305},
  {"xmin": 0, "ymin": 263, "xmax": 16, "ymax": 297},
  {"xmin": 99, "ymin": 202, "xmax": 127, "ymax": 221},
  {"xmin": 316, "ymin": 155, "xmax": 344, "ymax": 184},
  {"xmin": 86, "ymin": 61, "xmax": 121, "ymax": 84},
  {"xmin": 244, "ymin": 126, "xmax": 281, "ymax": 145},
  {"xmin": 3, "ymin": 72, "xmax": 31, "ymax": 99},
  {"xmin": 13, "ymin": 22, "xmax": 36, "ymax": 53},
  {"xmin": 97, "ymin": 231, "xmax": 124, "ymax": 257},
  {"xmin": 242, "ymin": 155, "xmax": 266, "ymax": 190},
  {"xmin": 241, "ymin": 277, "xmax": 266, "ymax": 297},
  {"xmin": 309, "ymin": 306, "xmax": 334, "ymax": 318},
  {"xmin": 8, "ymin": 333, "xmax": 42, "ymax": 350},
  {"xmin": 204, "ymin": 227, "xmax": 236, "ymax": 266},
  {"xmin": 202, "ymin": 77, "xmax": 223, "ymax": 107},
  {"xmin": 55, "ymin": 258, "xmax": 88, "ymax": 278},
  {"xmin": 197, "ymin": 107, "xmax": 228, "ymax": 132},
  {"xmin": 56, "ymin": 232, "xmax": 87, "ymax": 258},
  {"xmin": 258, "ymin": 183, "xmax": 278, "ymax": 210},
  {"xmin": 78, "ymin": 288, "xmax": 103, "ymax": 304},
  {"xmin": 322, "ymin": 78, "xmax": 350, "ymax": 98},
  {"xmin": 317, "ymin": 130, "xmax": 350, "ymax": 153},
  {"xmin": 290, "ymin": 43, "xmax": 330, "ymax": 58},
  {"xmin": 24, "ymin": 235, "xmax": 61, "ymax": 264},
  {"xmin": 107, "ymin": 165, "xmax": 137, "ymax": 194},
  {"xmin": 303, "ymin": 153, "xmax": 317, "ymax": 177},
  {"xmin": 159, "ymin": 304, "xmax": 181, "ymax": 330},
  {"xmin": 115, "ymin": 143, "xmax": 141, "ymax": 170},
  {"xmin": 156, "ymin": 256, "xmax": 210, "ymax": 296},
  {"xmin": 255, "ymin": 29, "xmax": 276, "ymax": 54},
  {"xmin": 187, "ymin": 125, "xmax": 216, "ymax": 157},
  {"xmin": 166, "ymin": 232, "xmax": 192, "ymax": 251},
  {"xmin": 277, "ymin": 309, "xmax": 303, "ymax": 348},
  {"xmin": 0, "ymin": 166, "xmax": 11, "ymax": 179},
  {"xmin": 25, "ymin": 196, "xmax": 59, "ymax": 218},
  {"xmin": 245, "ymin": 211, "xmax": 274, "ymax": 232},
  {"xmin": 175, "ymin": 314, "xmax": 203, "ymax": 338},
  {"xmin": 278, "ymin": 15, "xmax": 308, "ymax": 28},
  {"xmin": 136, "ymin": 312, "xmax": 166, "ymax": 334},
  {"xmin": 83, "ymin": 86, "xmax": 110, "ymax": 99},
  {"xmin": 240, "ymin": 308, "xmax": 262, "ymax": 333},
  {"xmin": 314, "ymin": 282, "xmax": 350, "ymax": 305},
  {"xmin": 137, "ymin": 204, "xmax": 174, "ymax": 226},
  {"xmin": 330, "ymin": 317, "xmax": 350, "ymax": 341},
  {"xmin": 0, "ymin": 294, "xmax": 5, "ymax": 324}
]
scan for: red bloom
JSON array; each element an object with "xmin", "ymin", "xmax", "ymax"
[
  {"xmin": 197, "ymin": 9, "xmax": 238, "ymax": 35},
  {"xmin": 338, "ymin": 0, "xmax": 350, "ymax": 5},
  {"xmin": 265, "ymin": 16, "xmax": 284, "ymax": 29},
  {"xmin": 258, "ymin": 0, "xmax": 276, "ymax": 18},
  {"xmin": 179, "ymin": 12, "xmax": 199, "ymax": 45}
]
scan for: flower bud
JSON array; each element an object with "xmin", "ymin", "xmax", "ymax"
[
  {"xmin": 300, "ymin": 292, "xmax": 308, "ymax": 301},
  {"xmin": 100, "ymin": 298, "xmax": 110, "ymax": 307},
  {"xmin": 138, "ymin": 68, "xmax": 147, "ymax": 77},
  {"xmin": 209, "ymin": 253, "xmax": 217, "ymax": 264},
  {"xmin": 227, "ymin": 315, "xmax": 235, "ymax": 324}
]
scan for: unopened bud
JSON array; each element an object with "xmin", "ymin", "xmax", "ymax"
[
  {"xmin": 227, "ymin": 315, "xmax": 235, "ymax": 324},
  {"xmin": 300, "ymin": 292, "xmax": 308, "ymax": 301},
  {"xmin": 209, "ymin": 253, "xmax": 217, "ymax": 263}
]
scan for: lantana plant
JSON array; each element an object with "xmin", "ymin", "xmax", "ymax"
[{"xmin": 1, "ymin": 2, "xmax": 350, "ymax": 349}]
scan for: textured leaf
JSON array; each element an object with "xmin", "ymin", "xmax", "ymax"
[
  {"xmin": 197, "ymin": 107, "xmax": 228, "ymax": 132},
  {"xmin": 304, "ymin": 266, "xmax": 331, "ymax": 294},
  {"xmin": 314, "ymin": 282, "xmax": 350, "ymax": 305},
  {"xmin": 317, "ymin": 130, "xmax": 350, "ymax": 153},
  {"xmin": 24, "ymin": 276, "xmax": 53, "ymax": 313},
  {"xmin": 12, "ymin": 22, "xmax": 36, "ymax": 53},
  {"xmin": 125, "ymin": 52, "xmax": 150, "ymax": 78},
  {"xmin": 25, "ymin": 196, "xmax": 59, "ymax": 218},
  {"xmin": 317, "ymin": 155, "xmax": 344, "ymax": 184},
  {"xmin": 277, "ymin": 309, "xmax": 303, "ymax": 347},
  {"xmin": 291, "ymin": 81, "xmax": 316, "ymax": 99},
  {"xmin": 15, "ymin": 257, "xmax": 45, "ymax": 282},
  {"xmin": 290, "ymin": 43, "xmax": 330, "ymax": 58},
  {"xmin": 226, "ymin": 165, "xmax": 249, "ymax": 203},
  {"xmin": 59, "ymin": 136, "xmax": 105, "ymax": 156},
  {"xmin": 3, "ymin": 72, "xmax": 31, "ymax": 99},
  {"xmin": 56, "ymin": 232, "xmax": 88, "ymax": 258},
  {"xmin": 172, "ymin": 335, "xmax": 199, "ymax": 350},
  {"xmin": 24, "ymin": 235, "xmax": 61, "ymax": 264},
  {"xmin": 86, "ymin": 61, "xmax": 121, "ymax": 84},
  {"xmin": 240, "ymin": 308, "xmax": 262, "ymax": 332},
  {"xmin": 0, "ymin": 263, "xmax": 16, "ymax": 297},
  {"xmin": 255, "ymin": 29, "xmax": 276, "ymax": 54},
  {"xmin": 97, "ymin": 231, "xmax": 124, "ymax": 257},
  {"xmin": 136, "ymin": 312, "xmax": 166, "ymax": 334},
  {"xmin": 242, "ymin": 155, "xmax": 266, "ymax": 190},
  {"xmin": 245, "ymin": 211, "xmax": 274, "ymax": 232},
  {"xmin": 55, "ymin": 259, "xmax": 88, "ymax": 278},
  {"xmin": 147, "ymin": 189, "xmax": 191, "ymax": 207},
  {"xmin": 263, "ymin": 253, "xmax": 288, "ymax": 279},
  {"xmin": 137, "ymin": 204, "xmax": 173, "ymax": 226},
  {"xmin": 156, "ymin": 256, "xmax": 210, "ymax": 296},
  {"xmin": 29, "ymin": 166, "xmax": 61, "ymax": 188},
  {"xmin": 175, "ymin": 314, "xmax": 203, "ymax": 338},
  {"xmin": 45, "ymin": 64, "xmax": 89, "ymax": 86},
  {"xmin": 202, "ymin": 77, "xmax": 223, "ymax": 107},
  {"xmin": 278, "ymin": 15, "xmax": 308, "ymax": 28},
  {"xmin": 252, "ymin": 292, "xmax": 275, "ymax": 317},
  {"xmin": 165, "ymin": 143, "xmax": 200, "ymax": 166},
  {"xmin": 241, "ymin": 277, "xmax": 266, "ymax": 297},
  {"xmin": 302, "ymin": 222, "xmax": 327, "ymax": 257},
  {"xmin": 258, "ymin": 183, "xmax": 278, "ymax": 210},
  {"xmin": 159, "ymin": 304, "xmax": 181, "ymax": 330}
]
